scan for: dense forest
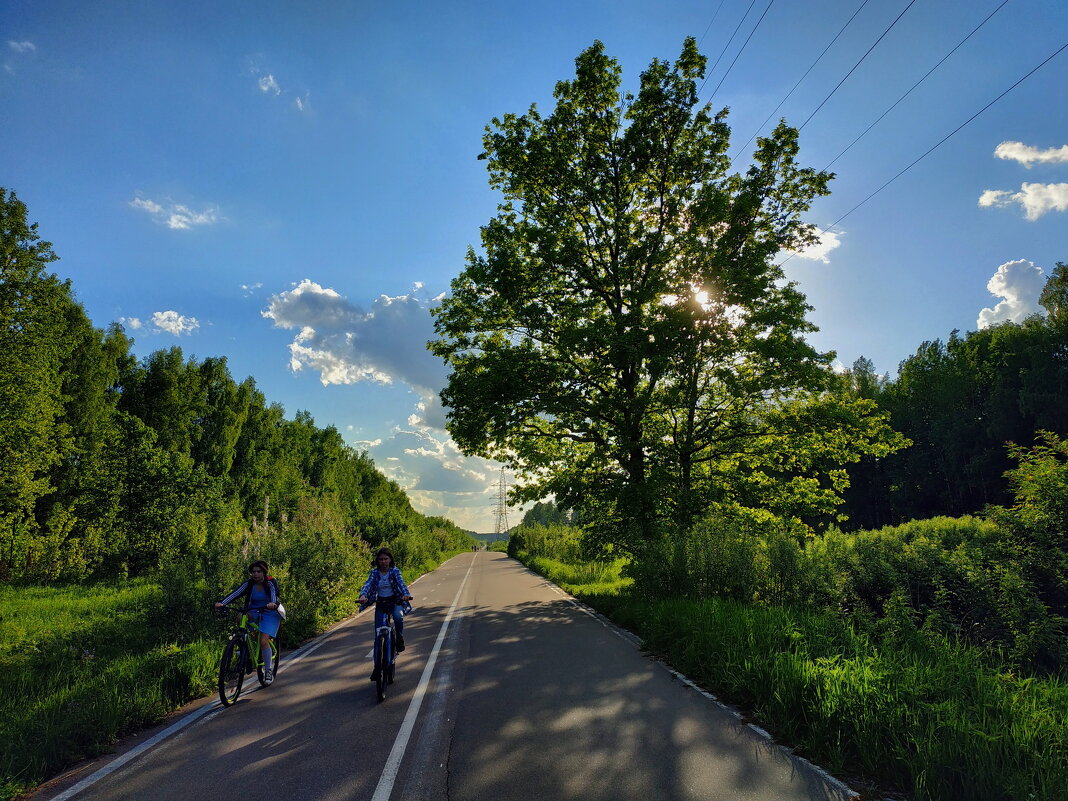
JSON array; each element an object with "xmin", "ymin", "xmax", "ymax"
[
  {"xmin": 839, "ymin": 286, "xmax": 1068, "ymax": 529},
  {"xmin": 0, "ymin": 186, "xmax": 472, "ymax": 598}
]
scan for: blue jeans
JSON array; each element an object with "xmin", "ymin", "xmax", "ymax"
[{"xmin": 374, "ymin": 598, "xmax": 404, "ymax": 638}]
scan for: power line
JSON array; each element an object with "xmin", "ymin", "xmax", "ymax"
[
  {"xmin": 731, "ymin": 0, "xmax": 872, "ymax": 165},
  {"xmin": 781, "ymin": 39, "xmax": 1068, "ymax": 267},
  {"xmin": 822, "ymin": 0, "xmax": 1010, "ymax": 172},
  {"xmin": 706, "ymin": 0, "xmax": 779, "ymax": 103},
  {"xmin": 699, "ymin": 0, "xmax": 760, "ymax": 95},
  {"xmin": 798, "ymin": 0, "xmax": 919, "ymax": 132},
  {"xmin": 697, "ymin": 0, "xmax": 728, "ymax": 48}
]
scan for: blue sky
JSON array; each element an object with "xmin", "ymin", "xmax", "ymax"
[{"xmin": 3, "ymin": 0, "xmax": 1066, "ymax": 532}]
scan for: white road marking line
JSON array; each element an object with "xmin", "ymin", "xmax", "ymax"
[
  {"xmin": 370, "ymin": 554, "xmax": 477, "ymax": 801},
  {"xmin": 48, "ymin": 702, "xmax": 219, "ymax": 801}
]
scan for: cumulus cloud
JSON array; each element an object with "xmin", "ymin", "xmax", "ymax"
[
  {"xmin": 977, "ymin": 259, "xmax": 1047, "ymax": 329},
  {"xmin": 263, "ymin": 278, "xmax": 521, "ymax": 530},
  {"xmin": 130, "ymin": 196, "xmax": 221, "ymax": 229},
  {"xmin": 978, "ymin": 183, "xmax": 1068, "ymax": 221},
  {"xmin": 258, "ymin": 74, "xmax": 281, "ymax": 95},
  {"xmin": 366, "ymin": 426, "xmax": 511, "ymax": 531},
  {"xmin": 994, "ymin": 141, "xmax": 1068, "ymax": 168},
  {"xmin": 151, "ymin": 310, "xmax": 200, "ymax": 336},
  {"xmin": 263, "ymin": 279, "xmax": 449, "ymax": 426},
  {"xmin": 7, "ymin": 40, "xmax": 36, "ymax": 53},
  {"xmin": 784, "ymin": 229, "xmax": 842, "ymax": 264},
  {"xmin": 119, "ymin": 316, "xmax": 143, "ymax": 330}
]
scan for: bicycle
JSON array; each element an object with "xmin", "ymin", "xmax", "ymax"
[
  {"xmin": 216, "ymin": 604, "xmax": 281, "ymax": 706},
  {"xmin": 362, "ymin": 598, "xmax": 412, "ymax": 702}
]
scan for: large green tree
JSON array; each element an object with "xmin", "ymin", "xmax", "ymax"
[
  {"xmin": 0, "ymin": 190, "xmax": 64, "ymax": 527},
  {"xmin": 431, "ymin": 40, "xmax": 891, "ymax": 556}
]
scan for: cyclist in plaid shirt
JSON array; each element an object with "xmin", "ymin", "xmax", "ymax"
[{"xmin": 357, "ymin": 548, "xmax": 413, "ymax": 680}]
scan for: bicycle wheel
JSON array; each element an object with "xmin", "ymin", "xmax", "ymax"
[
  {"xmin": 257, "ymin": 637, "xmax": 280, "ymax": 686},
  {"xmin": 218, "ymin": 637, "xmax": 246, "ymax": 707},
  {"xmin": 375, "ymin": 633, "xmax": 389, "ymax": 702}
]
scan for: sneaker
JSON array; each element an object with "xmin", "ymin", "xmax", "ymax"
[
  {"xmin": 370, "ymin": 667, "xmax": 380, "ymax": 682},
  {"xmin": 397, "ymin": 636, "xmax": 405, "ymax": 653},
  {"xmin": 264, "ymin": 669, "xmax": 274, "ymax": 685}
]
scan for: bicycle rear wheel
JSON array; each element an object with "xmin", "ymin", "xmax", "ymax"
[
  {"xmin": 257, "ymin": 636, "xmax": 280, "ymax": 686},
  {"xmin": 375, "ymin": 633, "xmax": 389, "ymax": 702},
  {"xmin": 218, "ymin": 638, "xmax": 246, "ymax": 706}
]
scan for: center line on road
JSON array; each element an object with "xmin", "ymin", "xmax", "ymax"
[{"xmin": 370, "ymin": 554, "xmax": 476, "ymax": 801}]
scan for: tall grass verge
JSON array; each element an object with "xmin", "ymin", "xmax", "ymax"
[
  {"xmin": 519, "ymin": 553, "xmax": 631, "ymax": 595},
  {"xmin": 589, "ymin": 592, "xmax": 1068, "ymax": 801}
]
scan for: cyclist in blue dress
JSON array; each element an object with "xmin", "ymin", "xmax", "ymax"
[
  {"xmin": 215, "ymin": 560, "xmax": 282, "ymax": 684},
  {"xmin": 357, "ymin": 548, "xmax": 412, "ymax": 681}
]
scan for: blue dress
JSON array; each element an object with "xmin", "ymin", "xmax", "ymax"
[{"xmin": 247, "ymin": 583, "xmax": 282, "ymax": 638}]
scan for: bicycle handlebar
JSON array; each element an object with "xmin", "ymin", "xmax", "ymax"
[{"xmin": 359, "ymin": 597, "xmax": 414, "ymax": 613}]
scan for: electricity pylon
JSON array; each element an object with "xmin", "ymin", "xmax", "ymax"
[{"xmin": 492, "ymin": 468, "xmax": 509, "ymax": 536}]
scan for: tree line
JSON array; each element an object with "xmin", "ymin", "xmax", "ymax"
[
  {"xmin": 839, "ymin": 276, "xmax": 1068, "ymax": 529},
  {"xmin": 1, "ymin": 187, "xmax": 471, "ymax": 589}
]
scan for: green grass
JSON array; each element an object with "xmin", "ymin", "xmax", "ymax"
[
  {"xmin": 514, "ymin": 551, "xmax": 1068, "ymax": 801},
  {"xmin": 521, "ymin": 553, "xmax": 632, "ymax": 595},
  {"xmin": 0, "ymin": 581, "xmax": 221, "ymax": 799}
]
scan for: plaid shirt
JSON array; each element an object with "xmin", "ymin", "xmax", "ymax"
[{"xmin": 359, "ymin": 566, "xmax": 410, "ymax": 602}]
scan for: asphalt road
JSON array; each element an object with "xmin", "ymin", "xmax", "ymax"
[{"xmin": 34, "ymin": 552, "xmax": 856, "ymax": 801}]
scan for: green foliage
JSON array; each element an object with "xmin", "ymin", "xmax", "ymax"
[
  {"xmin": 842, "ymin": 276, "xmax": 1068, "ymax": 528},
  {"xmin": 520, "ymin": 499, "xmax": 572, "ymax": 527},
  {"xmin": 0, "ymin": 188, "xmax": 65, "ymax": 554},
  {"xmin": 661, "ymin": 506, "xmax": 1065, "ymax": 673},
  {"xmin": 431, "ymin": 39, "xmax": 882, "ymax": 558},
  {"xmin": 520, "ymin": 553, "xmax": 631, "ymax": 596},
  {"xmin": 507, "ymin": 522, "xmax": 590, "ymax": 562}
]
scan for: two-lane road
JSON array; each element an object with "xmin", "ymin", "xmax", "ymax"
[{"xmin": 36, "ymin": 552, "xmax": 855, "ymax": 801}]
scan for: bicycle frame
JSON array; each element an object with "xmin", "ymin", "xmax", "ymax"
[
  {"xmin": 367, "ymin": 599, "xmax": 407, "ymax": 702},
  {"xmin": 374, "ymin": 604, "xmax": 397, "ymax": 668},
  {"xmin": 217, "ymin": 605, "xmax": 278, "ymax": 706}
]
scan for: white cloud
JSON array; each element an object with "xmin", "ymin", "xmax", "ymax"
[
  {"xmin": 151, "ymin": 310, "xmax": 200, "ymax": 336},
  {"xmin": 7, "ymin": 40, "xmax": 36, "ymax": 53},
  {"xmin": 130, "ymin": 197, "xmax": 164, "ymax": 215},
  {"xmin": 294, "ymin": 92, "xmax": 310, "ymax": 112},
  {"xmin": 263, "ymin": 279, "xmax": 523, "ymax": 530},
  {"xmin": 977, "ymin": 259, "xmax": 1047, "ymax": 329},
  {"xmin": 979, "ymin": 182, "xmax": 1068, "ymax": 221},
  {"xmin": 130, "ymin": 196, "xmax": 221, "ymax": 229},
  {"xmin": 263, "ymin": 279, "xmax": 449, "ymax": 425},
  {"xmin": 119, "ymin": 316, "xmax": 143, "ymax": 330},
  {"xmin": 258, "ymin": 74, "xmax": 281, "ymax": 95},
  {"xmin": 784, "ymin": 229, "xmax": 842, "ymax": 264},
  {"xmin": 366, "ymin": 426, "xmax": 512, "ymax": 531},
  {"xmin": 994, "ymin": 141, "xmax": 1068, "ymax": 168}
]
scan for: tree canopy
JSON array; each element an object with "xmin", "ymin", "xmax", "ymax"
[{"xmin": 431, "ymin": 40, "xmax": 902, "ymax": 558}]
